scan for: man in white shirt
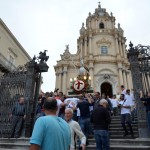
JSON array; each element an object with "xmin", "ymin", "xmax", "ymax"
[
  {"xmin": 65, "ymin": 108, "xmax": 86, "ymax": 150},
  {"xmin": 125, "ymin": 89, "xmax": 136, "ymax": 122},
  {"xmin": 119, "ymin": 94, "xmax": 134, "ymax": 138},
  {"xmin": 111, "ymin": 95, "xmax": 119, "ymax": 116},
  {"xmin": 121, "ymin": 85, "xmax": 126, "ymax": 95}
]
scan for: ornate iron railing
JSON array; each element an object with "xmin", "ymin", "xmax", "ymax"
[
  {"xmin": 128, "ymin": 42, "xmax": 150, "ymax": 138},
  {"xmin": 0, "ymin": 50, "xmax": 49, "ymax": 138}
]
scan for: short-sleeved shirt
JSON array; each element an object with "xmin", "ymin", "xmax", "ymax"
[
  {"xmin": 119, "ymin": 99, "xmax": 132, "ymax": 114},
  {"xmin": 56, "ymin": 99, "xmax": 63, "ymax": 115},
  {"xmin": 30, "ymin": 115, "xmax": 71, "ymax": 150},
  {"xmin": 125, "ymin": 94, "xmax": 135, "ymax": 106},
  {"xmin": 111, "ymin": 99, "xmax": 119, "ymax": 108},
  {"xmin": 77, "ymin": 99, "xmax": 92, "ymax": 118}
]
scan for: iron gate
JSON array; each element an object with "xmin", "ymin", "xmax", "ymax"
[
  {"xmin": 0, "ymin": 51, "xmax": 49, "ymax": 138},
  {"xmin": 128, "ymin": 42, "xmax": 150, "ymax": 138}
]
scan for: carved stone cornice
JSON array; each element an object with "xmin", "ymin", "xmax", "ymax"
[
  {"xmin": 96, "ymin": 37, "xmax": 111, "ymax": 47},
  {"xmin": 8, "ymin": 47, "xmax": 18, "ymax": 57}
]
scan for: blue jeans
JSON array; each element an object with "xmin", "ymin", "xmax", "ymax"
[
  {"xmin": 79, "ymin": 117, "xmax": 90, "ymax": 139},
  {"xmin": 147, "ymin": 111, "xmax": 150, "ymax": 131},
  {"xmin": 94, "ymin": 130, "xmax": 110, "ymax": 150}
]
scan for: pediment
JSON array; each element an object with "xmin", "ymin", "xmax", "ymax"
[{"xmin": 96, "ymin": 38, "xmax": 111, "ymax": 46}]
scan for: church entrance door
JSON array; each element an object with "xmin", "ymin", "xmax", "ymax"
[{"xmin": 101, "ymin": 82, "xmax": 113, "ymax": 98}]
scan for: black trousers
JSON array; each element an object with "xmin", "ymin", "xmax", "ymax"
[
  {"xmin": 121, "ymin": 113, "xmax": 133, "ymax": 134},
  {"xmin": 10, "ymin": 115, "xmax": 24, "ymax": 137}
]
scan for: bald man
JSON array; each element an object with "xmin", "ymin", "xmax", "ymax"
[{"xmin": 65, "ymin": 108, "xmax": 86, "ymax": 150}]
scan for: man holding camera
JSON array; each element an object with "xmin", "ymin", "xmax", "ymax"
[{"xmin": 119, "ymin": 94, "xmax": 134, "ymax": 138}]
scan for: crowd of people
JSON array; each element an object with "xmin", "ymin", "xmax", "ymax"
[{"xmin": 9, "ymin": 85, "xmax": 150, "ymax": 150}]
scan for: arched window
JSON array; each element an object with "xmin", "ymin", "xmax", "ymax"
[{"xmin": 99, "ymin": 22, "xmax": 104, "ymax": 29}]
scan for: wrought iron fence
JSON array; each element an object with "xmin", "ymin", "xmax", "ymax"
[
  {"xmin": 0, "ymin": 50, "xmax": 49, "ymax": 138},
  {"xmin": 128, "ymin": 42, "xmax": 150, "ymax": 138},
  {"xmin": 0, "ymin": 68, "xmax": 27, "ymax": 137}
]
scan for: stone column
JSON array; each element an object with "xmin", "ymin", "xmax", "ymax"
[
  {"xmin": 80, "ymin": 40, "xmax": 83, "ymax": 58},
  {"xmin": 84, "ymin": 37, "xmax": 87, "ymax": 57},
  {"xmin": 119, "ymin": 37, "xmax": 123, "ymax": 57},
  {"xmin": 89, "ymin": 62, "xmax": 94, "ymax": 88},
  {"xmin": 126, "ymin": 70, "xmax": 131, "ymax": 89},
  {"xmin": 89, "ymin": 20, "xmax": 91, "ymax": 29},
  {"xmin": 115, "ymin": 35, "xmax": 119, "ymax": 54},
  {"xmin": 122, "ymin": 40, "xmax": 127, "ymax": 58},
  {"xmin": 118, "ymin": 68, "xmax": 123, "ymax": 86},
  {"xmin": 95, "ymin": 19, "xmax": 98, "ymax": 33},
  {"xmin": 58, "ymin": 67, "xmax": 62, "ymax": 91},
  {"xmin": 55, "ymin": 72, "xmax": 59, "ymax": 89},
  {"xmin": 128, "ymin": 43, "xmax": 150, "ymax": 138},
  {"xmin": 89, "ymin": 35, "xmax": 92, "ymax": 55},
  {"xmin": 129, "ymin": 71, "xmax": 133, "ymax": 90},
  {"xmin": 122, "ymin": 69, "xmax": 127, "ymax": 88},
  {"xmin": 62, "ymin": 66, "xmax": 67, "ymax": 95}
]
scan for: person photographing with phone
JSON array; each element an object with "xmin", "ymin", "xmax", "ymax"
[{"xmin": 119, "ymin": 94, "xmax": 134, "ymax": 138}]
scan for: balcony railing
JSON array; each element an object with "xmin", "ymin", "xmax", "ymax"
[{"xmin": 0, "ymin": 52, "xmax": 17, "ymax": 72}]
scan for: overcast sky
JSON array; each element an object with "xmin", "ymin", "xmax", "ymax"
[{"xmin": 0, "ymin": 0, "xmax": 150, "ymax": 92}]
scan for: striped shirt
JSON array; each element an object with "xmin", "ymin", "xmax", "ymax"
[{"xmin": 12, "ymin": 102, "xmax": 26, "ymax": 116}]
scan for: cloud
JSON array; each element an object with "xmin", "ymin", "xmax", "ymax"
[{"xmin": 0, "ymin": 0, "xmax": 150, "ymax": 92}]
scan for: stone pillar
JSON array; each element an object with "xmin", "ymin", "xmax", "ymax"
[
  {"xmin": 129, "ymin": 71, "xmax": 133, "ymax": 90},
  {"xmin": 122, "ymin": 69, "xmax": 127, "ymax": 88},
  {"xmin": 84, "ymin": 37, "xmax": 87, "ymax": 57},
  {"xmin": 89, "ymin": 35, "xmax": 92, "ymax": 55},
  {"xmin": 95, "ymin": 19, "xmax": 98, "ymax": 33},
  {"xmin": 80, "ymin": 40, "xmax": 83, "ymax": 58},
  {"xmin": 128, "ymin": 43, "xmax": 150, "ymax": 138},
  {"xmin": 89, "ymin": 20, "xmax": 91, "ymax": 29},
  {"xmin": 115, "ymin": 35, "xmax": 119, "ymax": 54},
  {"xmin": 55, "ymin": 72, "xmax": 59, "ymax": 89},
  {"xmin": 58, "ymin": 67, "xmax": 62, "ymax": 91},
  {"xmin": 119, "ymin": 37, "xmax": 123, "ymax": 57},
  {"xmin": 122, "ymin": 40, "xmax": 127, "ymax": 58},
  {"xmin": 118, "ymin": 68, "xmax": 123, "ymax": 86},
  {"xmin": 126, "ymin": 70, "xmax": 131, "ymax": 90},
  {"xmin": 62, "ymin": 66, "xmax": 67, "ymax": 95},
  {"xmin": 89, "ymin": 62, "xmax": 94, "ymax": 88},
  {"xmin": 24, "ymin": 60, "xmax": 37, "ymax": 137}
]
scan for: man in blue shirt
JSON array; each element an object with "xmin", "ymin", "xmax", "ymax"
[{"xmin": 30, "ymin": 97, "xmax": 71, "ymax": 150}]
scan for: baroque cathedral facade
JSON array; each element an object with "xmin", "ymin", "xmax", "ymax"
[{"xmin": 54, "ymin": 4, "xmax": 133, "ymax": 96}]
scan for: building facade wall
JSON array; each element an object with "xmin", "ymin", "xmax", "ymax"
[
  {"xmin": 54, "ymin": 4, "xmax": 133, "ymax": 95},
  {"xmin": 0, "ymin": 18, "xmax": 31, "ymax": 73}
]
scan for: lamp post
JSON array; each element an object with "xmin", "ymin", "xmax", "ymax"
[{"xmin": 33, "ymin": 50, "xmax": 49, "ymax": 123}]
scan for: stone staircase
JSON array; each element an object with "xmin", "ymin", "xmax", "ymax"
[
  {"xmin": 86, "ymin": 115, "xmax": 150, "ymax": 150},
  {"xmin": 0, "ymin": 116, "xmax": 150, "ymax": 150}
]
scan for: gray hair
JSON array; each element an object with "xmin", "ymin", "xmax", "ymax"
[
  {"xmin": 99, "ymin": 99, "xmax": 108, "ymax": 105},
  {"xmin": 65, "ymin": 108, "xmax": 73, "ymax": 114}
]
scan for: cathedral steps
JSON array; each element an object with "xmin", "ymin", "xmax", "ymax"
[
  {"xmin": 0, "ymin": 116, "xmax": 150, "ymax": 149},
  {"xmin": 85, "ymin": 115, "xmax": 150, "ymax": 149}
]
